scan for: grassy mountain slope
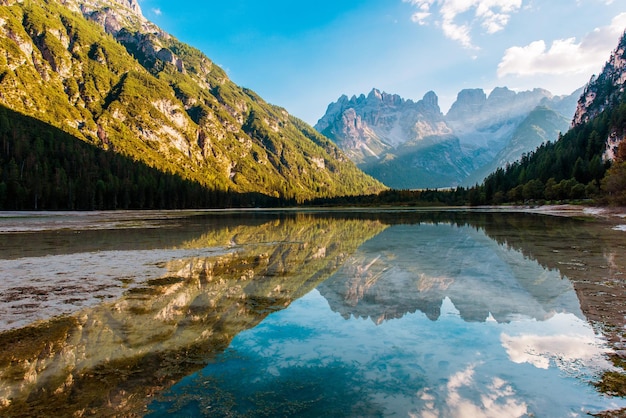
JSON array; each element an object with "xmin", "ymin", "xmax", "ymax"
[
  {"xmin": 0, "ymin": 0, "xmax": 384, "ymax": 204},
  {"xmin": 0, "ymin": 104, "xmax": 284, "ymax": 209}
]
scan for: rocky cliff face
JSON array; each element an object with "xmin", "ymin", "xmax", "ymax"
[
  {"xmin": 573, "ymin": 32, "xmax": 626, "ymax": 127},
  {"xmin": 315, "ymin": 88, "xmax": 451, "ymax": 164},
  {"xmin": 317, "ymin": 86, "xmax": 578, "ymax": 188},
  {"xmin": 55, "ymin": 0, "xmax": 152, "ymax": 39},
  {"xmin": 448, "ymin": 87, "xmax": 555, "ymax": 149},
  {"xmin": 573, "ymin": 31, "xmax": 626, "ymax": 160},
  {"xmin": 0, "ymin": 0, "xmax": 384, "ymax": 202},
  {"xmin": 63, "ymin": 0, "xmax": 142, "ymax": 16}
]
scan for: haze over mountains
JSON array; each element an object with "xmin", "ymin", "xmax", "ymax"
[{"xmin": 316, "ymin": 86, "xmax": 582, "ymax": 189}]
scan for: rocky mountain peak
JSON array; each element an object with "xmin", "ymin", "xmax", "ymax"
[
  {"xmin": 337, "ymin": 94, "xmax": 350, "ymax": 104},
  {"xmin": 315, "ymin": 85, "xmax": 578, "ymax": 188},
  {"xmin": 314, "ymin": 88, "xmax": 450, "ymax": 163},
  {"xmin": 422, "ymin": 91, "xmax": 438, "ymax": 108},
  {"xmin": 368, "ymin": 88, "xmax": 383, "ymax": 101},
  {"xmin": 113, "ymin": 0, "xmax": 141, "ymax": 15},
  {"xmin": 445, "ymin": 87, "xmax": 555, "ymax": 142},
  {"xmin": 366, "ymin": 88, "xmax": 404, "ymax": 107},
  {"xmin": 65, "ymin": 0, "xmax": 143, "ymax": 18},
  {"xmin": 59, "ymin": 0, "xmax": 151, "ymax": 35},
  {"xmin": 60, "ymin": 0, "xmax": 185, "ymax": 76},
  {"xmin": 487, "ymin": 86, "xmax": 516, "ymax": 102},
  {"xmin": 445, "ymin": 89, "xmax": 487, "ymax": 121}
]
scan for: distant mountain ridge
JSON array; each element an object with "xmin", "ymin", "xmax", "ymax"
[
  {"xmin": 0, "ymin": 0, "xmax": 384, "ymax": 206},
  {"xmin": 316, "ymin": 86, "xmax": 581, "ymax": 189}
]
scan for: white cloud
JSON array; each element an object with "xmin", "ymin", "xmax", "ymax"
[
  {"xmin": 500, "ymin": 332, "xmax": 611, "ymax": 371},
  {"xmin": 151, "ymin": 7, "xmax": 162, "ymax": 16},
  {"xmin": 410, "ymin": 12, "xmax": 432, "ymax": 25},
  {"xmin": 497, "ymin": 12, "xmax": 626, "ymax": 78},
  {"xmin": 403, "ymin": 0, "xmax": 523, "ymax": 49},
  {"xmin": 442, "ymin": 20, "xmax": 474, "ymax": 49},
  {"xmin": 416, "ymin": 365, "xmax": 529, "ymax": 418}
]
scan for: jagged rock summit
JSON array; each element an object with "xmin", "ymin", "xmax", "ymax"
[
  {"xmin": 573, "ymin": 31, "xmax": 626, "ymax": 128},
  {"xmin": 315, "ymin": 88, "xmax": 451, "ymax": 163},
  {"xmin": 66, "ymin": 0, "xmax": 143, "ymax": 16},
  {"xmin": 316, "ymin": 86, "xmax": 580, "ymax": 188}
]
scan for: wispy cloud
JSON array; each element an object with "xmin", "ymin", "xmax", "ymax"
[
  {"xmin": 403, "ymin": 0, "xmax": 523, "ymax": 49},
  {"xmin": 151, "ymin": 7, "xmax": 162, "ymax": 16},
  {"xmin": 497, "ymin": 12, "xmax": 626, "ymax": 78},
  {"xmin": 415, "ymin": 365, "xmax": 529, "ymax": 417}
]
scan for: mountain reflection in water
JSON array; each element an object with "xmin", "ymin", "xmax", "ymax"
[
  {"xmin": 318, "ymin": 222, "xmax": 582, "ymax": 324},
  {"xmin": 0, "ymin": 212, "xmax": 386, "ymax": 416},
  {"xmin": 0, "ymin": 210, "xmax": 624, "ymax": 417}
]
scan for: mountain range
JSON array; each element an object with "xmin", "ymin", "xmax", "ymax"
[
  {"xmin": 315, "ymin": 86, "xmax": 582, "ymax": 189},
  {"xmin": 0, "ymin": 0, "xmax": 384, "ymax": 207}
]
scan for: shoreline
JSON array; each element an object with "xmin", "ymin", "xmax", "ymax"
[{"xmin": 521, "ymin": 204, "xmax": 626, "ymax": 219}]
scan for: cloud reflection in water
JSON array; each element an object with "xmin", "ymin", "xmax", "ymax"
[{"xmin": 150, "ymin": 219, "xmax": 626, "ymax": 418}]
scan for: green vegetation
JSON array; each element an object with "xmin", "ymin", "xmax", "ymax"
[
  {"xmin": 0, "ymin": 0, "xmax": 384, "ymax": 209},
  {"xmin": 0, "ymin": 105, "xmax": 285, "ymax": 209},
  {"xmin": 597, "ymin": 364, "xmax": 626, "ymax": 397}
]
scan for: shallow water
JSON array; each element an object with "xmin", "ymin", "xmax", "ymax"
[{"xmin": 0, "ymin": 209, "xmax": 624, "ymax": 417}]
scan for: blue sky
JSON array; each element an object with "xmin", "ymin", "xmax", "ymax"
[{"xmin": 137, "ymin": 0, "xmax": 626, "ymax": 125}]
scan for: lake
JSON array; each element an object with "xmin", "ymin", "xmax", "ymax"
[{"xmin": 0, "ymin": 209, "xmax": 625, "ymax": 417}]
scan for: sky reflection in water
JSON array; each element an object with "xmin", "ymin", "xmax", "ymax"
[{"xmin": 148, "ymin": 222, "xmax": 626, "ymax": 417}]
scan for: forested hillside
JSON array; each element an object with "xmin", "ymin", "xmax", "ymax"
[
  {"xmin": 476, "ymin": 110, "xmax": 612, "ymax": 204},
  {"xmin": 0, "ymin": 0, "xmax": 384, "ymax": 208},
  {"xmin": 0, "ymin": 105, "xmax": 284, "ymax": 209},
  {"xmin": 473, "ymin": 32, "xmax": 626, "ymax": 206}
]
